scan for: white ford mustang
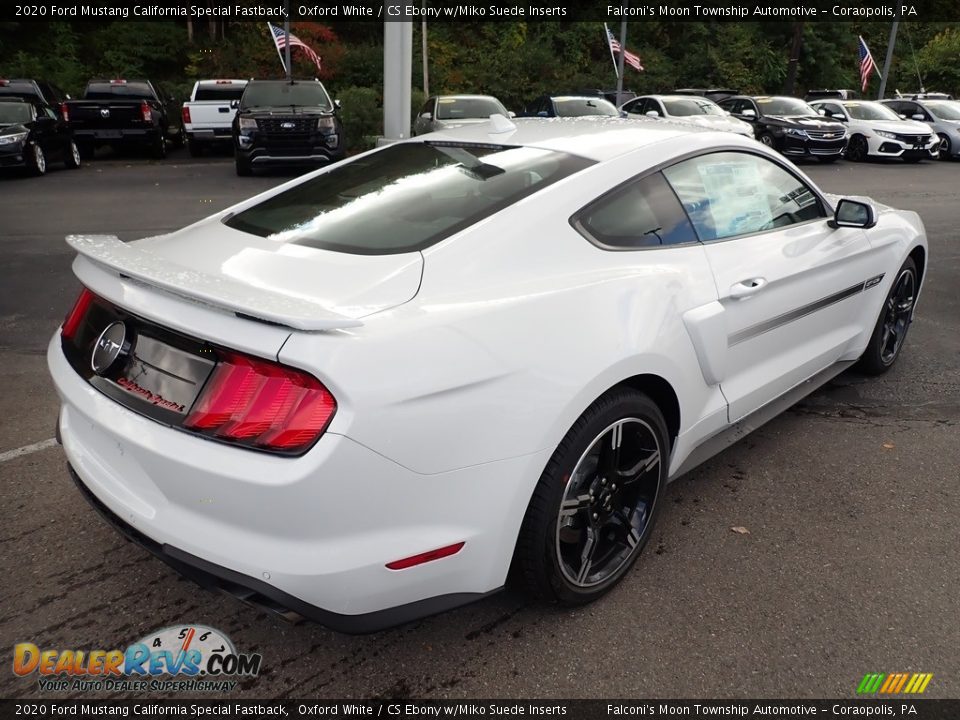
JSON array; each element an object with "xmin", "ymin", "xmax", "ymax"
[{"xmin": 48, "ymin": 117, "xmax": 927, "ymax": 632}]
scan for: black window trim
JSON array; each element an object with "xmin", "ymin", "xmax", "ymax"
[{"xmin": 569, "ymin": 144, "xmax": 833, "ymax": 252}]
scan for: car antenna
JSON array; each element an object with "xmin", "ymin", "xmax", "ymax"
[{"xmin": 488, "ymin": 113, "xmax": 516, "ymax": 135}]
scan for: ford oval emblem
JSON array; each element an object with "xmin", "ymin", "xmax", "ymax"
[
  {"xmin": 91, "ymin": 321, "xmax": 130, "ymax": 376},
  {"xmin": 280, "ymin": 121, "xmax": 295, "ymax": 129}
]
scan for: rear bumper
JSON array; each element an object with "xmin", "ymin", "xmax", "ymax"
[
  {"xmin": 186, "ymin": 128, "xmax": 233, "ymax": 143},
  {"xmin": 48, "ymin": 332, "xmax": 538, "ymax": 630},
  {"xmin": 73, "ymin": 127, "xmax": 160, "ymax": 144}
]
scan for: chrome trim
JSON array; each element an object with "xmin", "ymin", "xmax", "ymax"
[{"xmin": 728, "ymin": 280, "xmax": 873, "ymax": 347}]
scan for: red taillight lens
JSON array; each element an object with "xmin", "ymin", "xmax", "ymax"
[
  {"xmin": 62, "ymin": 288, "xmax": 95, "ymax": 340},
  {"xmin": 181, "ymin": 105, "xmax": 191, "ymax": 124},
  {"xmin": 60, "ymin": 101, "xmax": 69, "ymax": 123},
  {"xmin": 140, "ymin": 101, "xmax": 151, "ymax": 123},
  {"xmin": 386, "ymin": 543, "xmax": 466, "ymax": 570},
  {"xmin": 185, "ymin": 352, "xmax": 335, "ymax": 454}
]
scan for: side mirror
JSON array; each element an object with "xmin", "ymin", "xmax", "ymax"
[
  {"xmin": 508, "ymin": 110, "xmax": 516, "ymax": 118},
  {"xmin": 645, "ymin": 110, "xmax": 660, "ymax": 117},
  {"xmin": 229, "ymin": 99, "xmax": 239, "ymax": 109},
  {"xmin": 420, "ymin": 112, "xmax": 432, "ymax": 120},
  {"xmin": 830, "ymin": 199, "xmax": 877, "ymax": 229},
  {"xmin": 334, "ymin": 99, "xmax": 342, "ymax": 110},
  {"xmin": 912, "ymin": 113, "xmax": 925, "ymax": 121},
  {"xmin": 898, "ymin": 114, "xmax": 907, "ymax": 120},
  {"xmin": 741, "ymin": 109, "xmax": 756, "ymax": 119},
  {"xmin": 817, "ymin": 108, "xmax": 827, "ymax": 115}
]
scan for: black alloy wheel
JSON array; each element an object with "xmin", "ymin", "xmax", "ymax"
[
  {"xmin": 857, "ymin": 257, "xmax": 918, "ymax": 375},
  {"xmin": 846, "ymin": 135, "xmax": 868, "ymax": 162},
  {"xmin": 515, "ymin": 389, "xmax": 667, "ymax": 605}
]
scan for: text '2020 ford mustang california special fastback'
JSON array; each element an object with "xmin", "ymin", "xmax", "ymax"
[{"xmin": 49, "ymin": 116, "xmax": 927, "ymax": 632}]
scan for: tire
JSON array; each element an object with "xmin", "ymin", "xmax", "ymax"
[
  {"xmin": 64, "ymin": 139, "xmax": 81, "ymax": 169},
  {"xmin": 937, "ymin": 133, "xmax": 951, "ymax": 161},
  {"xmin": 514, "ymin": 388, "xmax": 668, "ymax": 606},
  {"xmin": 856, "ymin": 257, "xmax": 918, "ymax": 375},
  {"xmin": 758, "ymin": 132, "xmax": 776, "ymax": 149},
  {"xmin": 235, "ymin": 154, "xmax": 252, "ymax": 176},
  {"xmin": 28, "ymin": 144, "xmax": 47, "ymax": 176},
  {"xmin": 846, "ymin": 135, "xmax": 868, "ymax": 162}
]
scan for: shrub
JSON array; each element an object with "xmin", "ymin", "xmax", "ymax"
[{"xmin": 336, "ymin": 85, "xmax": 381, "ymax": 152}]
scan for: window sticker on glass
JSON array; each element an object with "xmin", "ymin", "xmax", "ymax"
[{"xmin": 696, "ymin": 160, "xmax": 773, "ymax": 238}]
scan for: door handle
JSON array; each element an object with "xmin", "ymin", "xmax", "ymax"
[{"xmin": 729, "ymin": 277, "xmax": 767, "ymax": 299}]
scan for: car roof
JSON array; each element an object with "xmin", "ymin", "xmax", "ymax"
[
  {"xmin": 410, "ymin": 116, "xmax": 712, "ymax": 162},
  {"xmin": 437, "ymin": 94, "xmax": 499, "ymax": 100},
  {"xmin": 639, "ymin": 94, "xmax": 718, "ymax": 102}
]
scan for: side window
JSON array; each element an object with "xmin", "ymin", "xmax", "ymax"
[
  {"xmin": 43, "ymin": 106, "xmax": 58, "ymax": 120},
  {"xmin": 648, "ymin": 100, "xmax": 663, "ymax": 116},
  {"xmin": 662, "ymin": 151, "xmax": 826, "ymax": 242},
  {"xmin": 577, "ymin": 171, "xmax": 698, "ymax": 249},
  {"xmin": 821, "ymin": 102, "xmax": 841, "ymax": 117},
  {"xmin": 622, "ymin": 98, "xmax": 644, "ymax": 116}
]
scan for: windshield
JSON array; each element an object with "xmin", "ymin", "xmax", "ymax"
[
  {"xmin": 0, "ymin": 103, "xmax": 32, "ymax": 124},
  {"xmin": 926, "ymin": 101, "xmax": 960, "ymax": 120},
  {"xmin": 841, "ymin": 102, "xmax": 900, "ymax": 121},
  {"xmin": 757, "ymin": 97, "xmax": 817, "ymax": 117},
  {"xmin": 663, "ymin": 98, "xmax": 725, "ymax": 117},
  {"xmin": 553, "ymin": 97, "xmax": 619, "ymax": 117},
  {"xmin": 84, "ymin": 82, "xmax": 156, "ymax": 100},
  {"xmin": 436, "ymin": 97, "xmax": 507, "ymax": 120},
  {"xmin": 241, "ymin": 82, "xmax": 332, "ymax": 110},
  {"xmin": 195, "ymin": 84, "xmax": 246, "ymax": 102},
  {"xmin": 225, "ymin": 142, "xmax": 593, "ymax": 255}
]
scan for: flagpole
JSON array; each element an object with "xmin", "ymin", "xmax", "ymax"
[
  {"xmin": 878, "ymin": 17, "xmax": 898, "ymax": 100},
  {"xmin": 615, "ymin": 16, "xmax": 627, "ymax": 106},
  {"xmin": 603, "ymin": 23, "xmax": 619, "ymax": 80},
  {"xmin": 268, "ymin": 23, "xmax": 287, "ymax": 75},
  {"xmin": 284, "ymin": 2, "xmax": 292, "ymax": 82}
]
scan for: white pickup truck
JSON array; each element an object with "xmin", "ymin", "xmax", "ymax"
[{"xmin": 180, "ymin": 79, "xmax": 247, "ymax": 156}]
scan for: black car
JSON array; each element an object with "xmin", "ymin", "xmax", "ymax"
[
  {"xmin": 523, "ymin": 94, "xmax": 620, "ymax": 118},
  {"xmin": 232, "ymin": 79, "xmax": 345, "ymax": 176},
  {"xmin": 719, "ymin": 95, "xmax": 848, "ymax": 162},
  {"xmin": 0, "ymin": 78, "xmax": 69, "ymax": 111},
  {"xmin": 0, "ymin": 97, "xmax": 80, "ymax": 175},
  {"xmin": 63, "ymin": 79, "xmax": 182, "ymax": 159}
]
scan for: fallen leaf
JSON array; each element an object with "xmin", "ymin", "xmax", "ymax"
[
  {"xmin": 882, "ymin": 442, "xmax": 895, "ymax": 449},
  {"xmin": 730, "ymin": 526, "xmax": 750, "ymax": 535}
]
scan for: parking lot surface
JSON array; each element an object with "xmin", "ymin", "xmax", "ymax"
[{"xmin": 1, "ymin": 151, "xmax": 958, "ymax": 699}]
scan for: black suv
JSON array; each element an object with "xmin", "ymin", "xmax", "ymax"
[
  {"xmin": 233, "ymin": 79, "xmax": 344, "ymax": 176},
  {"xmin": 719, "ymin": 95, "xmax": 847, "ymax": 162}
]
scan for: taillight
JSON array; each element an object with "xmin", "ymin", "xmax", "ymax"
[
  {"xmin": 62, "ymin": 288, "xmax": 95, "ymax": 340},
  {"xmin": 181, "ymin": 105, "xmax": 191, "ymax": 124},
  {"xmin": 60, "ymin": 101, "xmax": 69, "ymax": 123},
  {"xmin": 185, "ymin": 352, "xmax": 335, "ymax": 454},
  {"xmin": 140, "ymin": 101, "xmax": 151, "ymax": 122}
]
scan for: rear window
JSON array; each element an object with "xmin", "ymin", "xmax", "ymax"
[
  {"xmin": 224, "ymin": 142, "xmax": 593, "ymax": 255},
  {"xmin": 84, "ymin": 82, "xmax": 155, "ymax": 100},
  {"xmin": 194, "ymin": 84, "xmax": 246, "ymax": 102}
]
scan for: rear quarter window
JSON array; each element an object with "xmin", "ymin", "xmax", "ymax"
[{"xmin": 224, "ymin": 142, "xmax": 593, "ymax": 255}]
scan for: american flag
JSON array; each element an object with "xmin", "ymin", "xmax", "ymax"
[
  {"xmin": 268, "ymin": 22, "xmax": 322, "ymax": 73},
  {"xmin": 858, "ymin": 35, "xmax": 877, "ymax": 93},
  {"xmin": 607, "ymin": 27, "xmax": 644, "ymax": 72}
]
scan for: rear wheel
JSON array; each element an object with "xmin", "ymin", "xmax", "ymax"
[
  {"xmin": 28, "ymin": 144, "xmax": 47, "ymax": 176},
  {"xmin": 64, "ymin": 139, "xmax": 81, "ymax": 169},
  {"xmin": 846, "ymin": 135, "xmax": 868, "ymax": 162},
  {"xmin": 857, "ymin": 257, "xmax": 918, "ymax": 375},
  {"xmin": 514, "ymin": 389, "xmax": 667, "ymax": 605}
]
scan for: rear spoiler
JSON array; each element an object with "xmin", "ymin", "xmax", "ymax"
[{"xmin": 66, "ymin": 235, "xmax": 362, "ymax": 332}]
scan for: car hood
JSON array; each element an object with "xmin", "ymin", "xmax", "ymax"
[
  {"xmin": 865, "ymin": 119, "xmax": 932, "ymax": 133},
  {"xmin": 764, "ymin": 115, "xmax": 845, "ymax": 131},
  {"xmin": 125, "ymin": 219, "xmax": 424, "ymax": 321},
  {"xmin": 0, "ymin": 122, "xmax": 29, "ymax": 135},
  {"xmin": 435, "ymin": 117, "xmax": 499, "ymax": 127},
  {"xmin": 240, "ymin": 106, "xmax": 334, "ymax": 116}
]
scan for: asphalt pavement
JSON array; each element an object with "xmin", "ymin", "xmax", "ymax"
[{"xmin": 1, "ymin": 148, "xmax": 958, "ymax": 700}]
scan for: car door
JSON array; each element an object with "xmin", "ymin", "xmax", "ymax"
[{"xmin": 662, "ymin": 150, "xmax": 886, "ymax": 422}]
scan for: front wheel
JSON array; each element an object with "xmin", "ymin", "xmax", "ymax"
[
  {"xmin": 937, "ymin": 133, "xmax": 952, "ymax": 160},
  {"xmin": 28, "ymin": 144, "xmax": 47, "ymax": 176},
  {"xmin": 846, "ymin": 135, "xmax": 868, "ymax": 162},
  {"xmin": 758, "ymin": 132, "xmax": 775, "ymax": 149},
  {"xmin": 857, "ymin": 257, "xmax": 918, "ymax": 375},
  {"xmin": 514, "ymin": 389, "xmax": 667, "ymax": 605}
]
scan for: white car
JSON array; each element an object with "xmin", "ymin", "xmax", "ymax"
[
  {"xmin": 621, "ymin": 94, "xmax": 754, "ymax": 138},
  {"xmin": 412, "ymin": 94, "xmax": 510, "ymax": 136},
  {"xmin": 810, "ymin": 99, "xmax": 938, "ymax": 162},
  {"xmin": 49, "ymin": 117, "xmax": 927, "ymax": 631}
]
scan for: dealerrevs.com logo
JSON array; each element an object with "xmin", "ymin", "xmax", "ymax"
[{"xmin": 13, "ymin": 625, "xmax": 262, "ymax": 693}]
